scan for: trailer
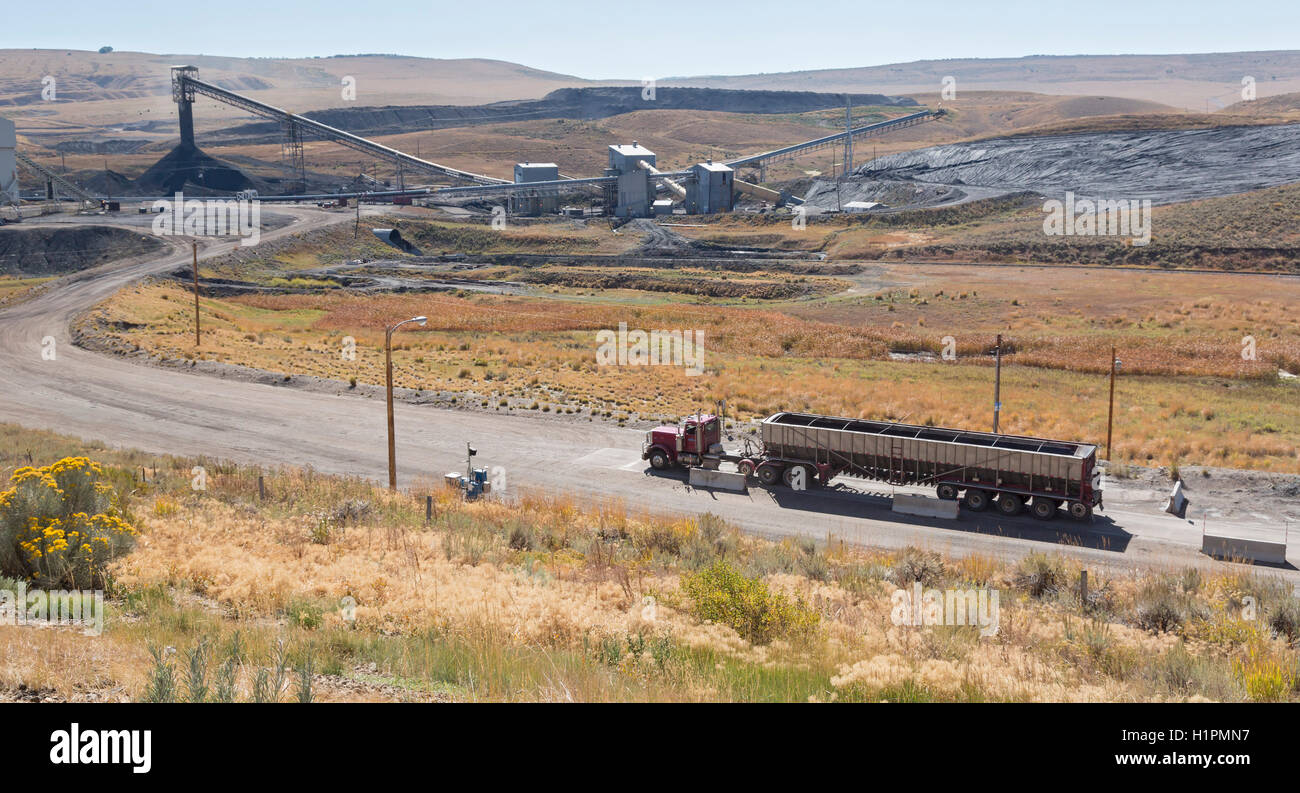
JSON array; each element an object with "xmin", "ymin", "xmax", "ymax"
[{"xmin": 644, "ymin": 411, "xmax": 1102, "ymax": 521}]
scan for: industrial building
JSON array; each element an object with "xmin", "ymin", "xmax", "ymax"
[
  {"xmin": 605, "ymin": 142, "xmax": 657, "ymax": 218},
  {"xmin": 686, "ymin": 160, "xmax": 734, "ymax": 214},
  {"xmin": 510, "ymin": 162, "xmax": 560, "ymax": 215},
  {"xmin": 0, "ymin": 117, "xmax": 16, "ymax": 207}
]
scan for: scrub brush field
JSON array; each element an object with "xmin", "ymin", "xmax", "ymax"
[{"xmin": 2, "ymin": 424, "xmax": 1298, "ymax": 703}]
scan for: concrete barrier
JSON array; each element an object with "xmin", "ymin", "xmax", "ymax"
[
  {"xmin": 1202, "ymin": 533, "xmax": 1288, "ymax": 565},
  {"xmin": 688, "ymin": 468, "xmax": 748, "ymax": 492},
  {"xmin": 1164, "ymin": 480, "xmax": 1188, "ymax": 516},
  {"xmin": 892, "ymin": 494, "xmax": 960, "ymax": 520}
]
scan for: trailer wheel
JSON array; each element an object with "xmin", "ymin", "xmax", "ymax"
[
  {"xmin": 756, "ymin": 464, "xmax": 782, "ymax": 486},
  {"xmin": 1068, "ymin": 501, "xmax": 1092, "ymax": 520},
  {"xmin": 962, "ymin": 489, "xmax": 991, "ymax": 511},
  {"xmin": 936, "ymin": 483, "xmax": 959, "ymax": 501},
  {"xmin": 648, "ymin": 450, "xmax": 669, "ymax": 471},
  {"xmin": 1030, "ymin": 498, "xmax": 1058, "ymax": 520},
  {"xmin": 996, "ymin": 493, "xmax": 1024, "ymax": 516},
  {"xmin": 782, "ymin": 465, "xmax": 814, "ymax": 489}
]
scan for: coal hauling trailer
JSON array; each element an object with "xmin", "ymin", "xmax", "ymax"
[{"xmin": 748, "ymin": 412, "xmax": 1102, "ymax": 520}]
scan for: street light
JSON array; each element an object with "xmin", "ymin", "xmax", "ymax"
[
  {"xmin": 991, "ymin": 334, "xmax": 1003, "ymax": 434},
  {"xmin": 386, "ymin": 315, "xmax": 427, "ymax": 490}
]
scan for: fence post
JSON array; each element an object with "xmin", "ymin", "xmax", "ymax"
[
  {"xmin": 426, "ymin": 494, "xmax": 433, "ymax": 524},
  {"xmin": 1079, "ymin": 570, "xmax": 1088, "ymax": 609},
  {"xmin": 258, "ymin": 474, "xmax": 265, "ymax": 501}
]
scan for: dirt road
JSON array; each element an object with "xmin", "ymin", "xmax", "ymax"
[{"xmin": 1, "ymin": 207, "xmax": 1294, "ymax": 577}]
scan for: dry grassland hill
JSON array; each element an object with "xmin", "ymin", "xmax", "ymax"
[{"xmin": 666, "ymin": 51, "xmax": 1300, "ymax": 110}]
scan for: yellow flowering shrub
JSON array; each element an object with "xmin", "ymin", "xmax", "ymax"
[{"xmin": 0, "ymin": 457, "xmax": 136, "ymax": 589}]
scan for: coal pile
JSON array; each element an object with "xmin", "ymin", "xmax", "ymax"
[
  {"xmin": 839, "ymin": 123, "xmax": 1300, "ymax": 207},
  {"xmin": 133, "ymin": 142, "xmax": 256, "ymax": 195}
]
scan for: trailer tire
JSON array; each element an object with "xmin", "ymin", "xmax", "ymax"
[
  {"xmin": 936, "ymin": 483, "xmax": 959, "ymax": 501},
  {"xmin": 997, "ymin": 492, "xmax": 1024, "ymax": 516},
  {"xmin": 782, "ymin": 465, "xmax": 814, "ymax": 489},
  {"xmin": 963, "ymin": 489, "xmax": 991, "ymax": 511},
  {"xmin": 1030, "ymin": 498, "xmax": 1058, "ymax": 520},
  {"xmin": 1068, "ymin": 501, "xmax": 1092, "ymax": 520},
  {"xmin": 648, "ymin": 450, "xmax": 670, "ymax": 471},
  {"xmin": 756, "ymin": 464, "xmax": 782, "ymax": 486}
]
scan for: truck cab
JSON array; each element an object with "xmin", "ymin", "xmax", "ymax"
[{"xmin": 642, "ymin": 413, "xmax": 722, "ymax": 470}]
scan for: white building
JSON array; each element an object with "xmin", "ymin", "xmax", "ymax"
[{"xmin": 0, "ymin": 117, "xmax": 17, "ymax": 206}]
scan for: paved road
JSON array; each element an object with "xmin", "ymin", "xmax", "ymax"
[{"xmin": 1, "ymin": 207, "xmax": 1294, "ymax": 578}]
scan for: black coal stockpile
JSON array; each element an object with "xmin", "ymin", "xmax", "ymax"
[
  {"xmin": 134, "ymin": 142, "xmax": 255, "ymax": 194},
  {"xmin": 848, "ymin": 123, "xmax": 1300, "ymax": 206}
]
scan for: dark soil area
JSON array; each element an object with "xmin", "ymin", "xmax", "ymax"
[
  {"xmin": 836, "ymin": 122, "xmax": 1300, "ymax": 208},
  {"xmin": 0, "ymin": 225, "xmax": 165, "ymax": 277}
]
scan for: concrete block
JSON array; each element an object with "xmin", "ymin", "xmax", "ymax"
[
  {"xmin": 1164, "ymin": 480, "xmax": 1188, "ymax": 516},
  {"xmin": 892, "ymin": 494, "xmax": 960, "ymax": 520},
  {"xmin": 1202, "ymin": 533, "xmax": 1288, "ymax": 565},
  {"xmin": 688, "ymin": 468, "xmax": 748, "ymax": 492}
]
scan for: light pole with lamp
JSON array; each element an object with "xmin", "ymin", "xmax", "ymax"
[{"xmin": 386, "ymin": 315, "xmax": 427, "ymax": 490}]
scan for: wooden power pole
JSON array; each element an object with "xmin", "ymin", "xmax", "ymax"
[
  {"xmin": 1106, "ymin": 346, "xmax": 1118, "ymax": 460},
  {"xmin": 192, "ymin": 241, "xmax": 201, "ymax": 347}
]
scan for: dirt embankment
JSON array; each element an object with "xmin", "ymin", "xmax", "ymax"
[
  {"xmin": 206, "ymin": 87, "xmax": 918, "ymax": 144},
  {"xmin": 0, "ymin": 225, "xmax": 165, "ymax": 277}
]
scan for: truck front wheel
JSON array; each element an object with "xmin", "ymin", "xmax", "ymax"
[{"xmin": 649, "ymin": 450, "xmax": 670, "ymax": 470}]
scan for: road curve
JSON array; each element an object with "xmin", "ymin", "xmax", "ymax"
[{"xmin": 0, "ymin": 207, "xmax": 1293, "ymax": 578}]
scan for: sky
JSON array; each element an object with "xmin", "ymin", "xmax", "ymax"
[{"xmin": 2, "ymin": 0, "xmax": 1298, "ymax": 79}]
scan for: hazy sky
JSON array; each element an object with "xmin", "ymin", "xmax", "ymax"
[{"xmin": 4, "ymin": 0, "xmax": 1297, "ymax": 79}]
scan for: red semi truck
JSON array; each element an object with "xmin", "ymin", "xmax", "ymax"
[{"xmin": 643, "ymin": 411, "xmax": 1102, "ymax": 521}]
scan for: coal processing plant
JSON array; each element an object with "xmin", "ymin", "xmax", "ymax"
[
  {"xmin": 2, "ymin": 66, "xmax": 943, "ymax": 216},
  {"xmin": 156, "ymin": 66, "xmax": 942, "ymax": 217}
]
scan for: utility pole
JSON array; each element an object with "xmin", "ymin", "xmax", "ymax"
[
  {"xmin": 192, "ymin": 241, "xmax": 201, "ymax": 347},
  {"xmin": 1106, "ymin": 347, "xmax": 1120, "ymax": 460},
  {"xmin": 844, "ymin": 94, "xmax": 853, "ymax": 176},
  {"xmin": 992, "ymin": 334, "xmax": 1002, "ymax": 433}
]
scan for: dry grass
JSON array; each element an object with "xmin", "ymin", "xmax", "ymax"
[
  {"xmin": 86, "ymin": 279, "xmax": 1300, "ymax": 470},
  {"xmin": 2, "ymin": 425, "xmax": 1298, "ymax": 703},
  {"xmin": 0, "ymin": 275, "xmax": 53, "ymax": 306}
]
